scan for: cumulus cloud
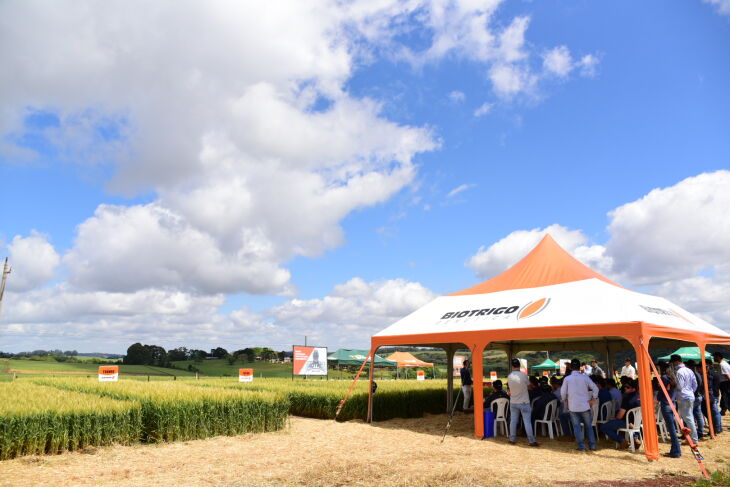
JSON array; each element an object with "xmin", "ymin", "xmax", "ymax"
[
  {"xmin": 267, "ymin": 277, "xmax": 437, "ymax": 348},
  {"xmin": 448, "ymin": 90, "xmax": 466, "ymax": 103},
  {"xmin": 704, "ymin": 0, "xmax": 730, "ymax": 16},
  {"xmin": 465, "ymin": 171, "xmax": 730, "ymax": 331},
  {"xmin": 5, "ymin": 232, "xmax": 60, "ymax": 292},
  {"xmin": 473, "ymin": 102, "xmax": 493, "ymax": 117},
  {"xmin": 543, "ymin": 46, "xmax": 573, "ymax": 77}
]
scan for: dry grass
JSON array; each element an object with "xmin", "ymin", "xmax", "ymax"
[{"xmin": 1, "ymin": 413, "xmax": 727, "ymax": 487}]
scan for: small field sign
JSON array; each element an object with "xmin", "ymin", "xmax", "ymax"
[
  {"xmin": 239, "ymin": 368, "xmax": 254, "ymax": 382},
  {"xmin": 98, "ymin": 365, "xmax": 119, "ymax": 382},
  {"xmin": 489, "ymin": 371, "xmax": 497, "ymax": 381},
  {"xmin": 416, "ymin": 370, "xmax": 425, "ymax": 381}
]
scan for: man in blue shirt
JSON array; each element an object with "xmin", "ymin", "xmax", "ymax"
[
  {"xmin": 561, "ymin": 358, "xmax": 599, "ymax": 451},
  {"xmin": 672, "ymin": 354, "xmax": 699, "ymax": 444},
  {"xmin": 460, "ymin": 359, "xmax": 473, "ymax": 412}
]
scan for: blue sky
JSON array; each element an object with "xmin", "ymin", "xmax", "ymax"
[{"xmin": 1, "ymin": 0, "xmax": 729, "ymax": 353}]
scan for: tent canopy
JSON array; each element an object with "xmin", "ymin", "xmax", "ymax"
[
  {"xmin": 386, "ymin": 351, "xmax": 434, "ymax": 368},
  {"xmin": 367, "ymin": 234, "xmax": 730, "ymax": 461},
  {"xmin": 327, "ymin": 349, "xmax": 396, "ymax": 367},
  {"xmin": 531, "ymin": 358, "xmax": 560, "ymax": 370},
  {"xmin": 658, "ymin": 347, "xmax": 712, "ymax": 362}
]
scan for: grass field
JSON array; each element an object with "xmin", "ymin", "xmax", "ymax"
[
  {"xmin": 172, "ymin": 359, "xmax": 294, "ymax": 378},
  {"xmin": 4, "ymin": 359, "xmax": 196, "ymax": 377}
]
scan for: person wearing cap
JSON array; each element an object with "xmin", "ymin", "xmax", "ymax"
[
  {"xmin": 460, "ymin": 359, "xmax": 473, "ymax": 412},
  {"xmin": 621, "ymin": 359, "xmax": 636, "ymax": 379},
  {"xmin": 714, "ymin": 352, "xmax": 730, "ymax": 416},
  {"xmin": 485, "ymin": 379, "xmax": 509, "ymax": 409},
  {"xmin": 601, "ymin": 379, "xmax": 641, "ymax": 450},
  {"xmin": 561, "ymin": 358, "xmax": 599, "ymax": 451},
  {"xmin": 507, "ymin": 358, "xmax": 539, "ymax": 447},
  {"xmin": 672, "ymin": 354, "xmax": 699, "ymax": 444}
]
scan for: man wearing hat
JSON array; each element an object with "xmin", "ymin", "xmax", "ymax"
[
  {"xmin": 672, "ymin": 354, "xmax": 699, "ymax": 443},
  {"xmin": 507, "ymin": 358, "xmax": 539, "ymax": 447}
]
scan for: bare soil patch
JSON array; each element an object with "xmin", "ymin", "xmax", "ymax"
[{"xmin": 1, "ymin": 413, "xmax": 727, "ymax": 487}]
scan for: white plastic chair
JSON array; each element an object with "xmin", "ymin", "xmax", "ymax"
[
  {"xmin": 492, "ymin": 398, "xmax": 509, "ymax": 437},
  {"xmin": 534, "ymin": 399, "xmax": 560, "ymax": 439},
  {"xmin": 617, "ymin": 407, "xmax": 643, "ymax": 452},
  {"xmin": 579, "ymin": 400, "xmax": 599, "ymax": 438},
  {"xmin": 655, "ymin": 403, "xmax": 669, "ymax": 442},
  {"xmin": 597, "ymin": 401, "xmax": 615, "ymax": 439}
]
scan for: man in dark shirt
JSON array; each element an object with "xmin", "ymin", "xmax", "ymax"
[
  {"xmin": 600, "ymin": 379, "xmax": 641, "ymax": 449},
  {"xmin": 485, "ymin": 379, "xmax": 510, "ymax": 409},
  {"xmin": 528, "ymin": 376, "xmax": 541, "ymax": 401},
  {"xmin": 592, "ymin": 376, "xmax": 612, "ymax": 406},
  {"xmin": 705, "ymin": 358, "xmax": 723, "ymax": 433},
  {"xmin": 532, "ymin": 383, "xmax": 558, "ymax": 425},
  {"xmin": 460, "ymin": 359, "xmax": 473, "ymax": 412},
  {"xmin": 686, "ymin": 360, "xmax": 706, "ymax": 440}
]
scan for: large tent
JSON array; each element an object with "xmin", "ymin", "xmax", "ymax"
[{"xmin": 365, "ymin": 235, "xmax": 730, "ymax": 461}]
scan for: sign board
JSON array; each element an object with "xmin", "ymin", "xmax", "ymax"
[
  {"xmin": 558, "ymin": 359, "xmax": 571, "ymax": 375},
  {"xmin": 98, "ymin": 365, "xmax": 119, "ymax": 382},
  {"xmin": 490, "ymin": 371, "xmax": 498, "ymax": 381},
  {"xmin": 239, "ymin": 368, "xmax": 254, "ymax": 382},
  {"xmin": 453, "ymin": 355, "xmax": 466, "ymax": 377},
  {"xmin": 293, "ymin": 346, "xmax": 328, "ymax": 376},
  {"xmin": 416, "ymin": 370, "xmax": 425, "ymax": 381}
]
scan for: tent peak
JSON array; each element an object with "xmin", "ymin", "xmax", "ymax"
[{"xmin": 451, "ymin": 233, "xmax": 621, "ymax": 296}]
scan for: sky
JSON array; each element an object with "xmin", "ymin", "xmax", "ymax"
[{"xmin": 1, "ymin": 0, "xmax": 730, "ymax": 354}]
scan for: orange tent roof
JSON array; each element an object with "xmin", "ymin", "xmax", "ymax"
[
  {"xmin": 386, "ymin": 351, "xmax": 434, "ymax": 368},
  {"xmin": 450, "ymin": 234, "xmax": 621, "ymax": 296}
]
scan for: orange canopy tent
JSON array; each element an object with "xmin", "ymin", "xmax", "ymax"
[
  {"xmin": 386, "ymin": 351, "xmax": 435, "ymax": 379},
  {"xmin": 365, "ymin": 235, "xmax": 730, "ymax": 461}
]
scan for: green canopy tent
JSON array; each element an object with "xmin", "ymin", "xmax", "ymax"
[
  {"xmin": 328, "ymin": 349, "xmax": 396, "ymax": 379},
  {"xmin": 657, "ymin": 346, "xmax": 712, "ymax": 362},
  {"xmin": 531, "ymin": 358, "xmax": 560, "ymax": 374}
]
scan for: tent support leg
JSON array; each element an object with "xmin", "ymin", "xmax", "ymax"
[
  {"xmin": 604, "ymin": 340, "xmax": 613, "ymax": 378},
  {"xmin": 473, "ymin": 342, "xmax": 487, "ymax": 438},
  {"xmin": 699, "ymin": 342, "xmax": 715, "ymax": 439},
  {"xmin": 446, "ymin": 346, "xmax": 455, "ymax": 412},
  {"xmin": 634, "ymin": 334, "xmax": 659, "ymax": 461},
  {"xmin": 367, "ymin": 345, "xmax": 377, "ymax": 423}
]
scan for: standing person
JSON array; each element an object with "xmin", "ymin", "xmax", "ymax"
[
  {"xmin": 591, "ymin": 360, "xmax": 606, "ymax": 379},
  {"xmin": 561, "ymin": 358, "xmax": 599, "ymax": 451},
  {"xmin": 657, "ymin": 362, "xmax": 682, "ymax": 458},
  {"xmin": 621, "ymin": 359, "xmax": 637, "ymax": 379},
  {"xmin": 705, "ymin": 358, "xmax": 723, "ymax": 434},
  {"xmin": 507, "ymin": 358, "xmax": 539, "ymax": 447},
  {"xmin": 672, "ymin": 354, "xmax": 699, "ymax": 444},
  {"xmin": 714, "ymin": 352, "xmax": 730, "ymax": 416},
  {"xmin": 460, "ymin": 359, "xmax": 473, "ymax": 412},
  {"xmin": 583, "ymin": 362, "xmax": 593, "ymax": 376},
  {"xmin": 686, "ymin": 360, "xmax": 705, "ymax": 440}
]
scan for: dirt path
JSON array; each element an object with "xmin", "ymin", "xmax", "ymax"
[{"xmin": 1, "ymin": 414, "xmax": 726, "ymax": 487}]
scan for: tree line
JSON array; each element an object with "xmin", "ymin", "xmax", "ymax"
[{"xmin": 122, "ymin": 343, "xmax": 289, "ymax": 367}]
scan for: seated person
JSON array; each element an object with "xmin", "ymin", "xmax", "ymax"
[
  {"xmin": 532, "ymin": 383, "xmax": 559, "ymax": 424},
  {"xmin": 592, "ymin": 376, "xmax": 612, "ymax": 406},
  {"xmin": 550, "ymin": 376, "xmax": 572, "ymax": 439},
  {"xmin": 528, "ymin": 376, "xmax": 542, "ymax": 401},
  {"xmin": 606, "ymin": 378, "xmax": 622, "ymax": 412},
  {"xmin": 599, "ymin": 379, "xmax": 641, "ymax": 449},
  {"xmin": 485, "ymin": 380, "xmax": 510, "ymax": 409}
]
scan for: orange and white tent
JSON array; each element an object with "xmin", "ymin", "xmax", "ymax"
[
  {"xmin": 386, "ymin": 351, "xmax": 434, "ymax": 368},
  {"xmin": 366, "ymin": 235, "xmax": 730, "ymax": 461}
]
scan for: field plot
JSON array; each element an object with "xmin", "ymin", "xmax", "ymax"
[
  {"xmin": 2, "ymin": 414, "xmax": 728, "ymax": 487},
  {"xmin": 4, "ymin": 359, "xmax": 195, "ymax": 377},
  {"xmin": 0, "ymin": 383, "xmax": 141, "ymax": 460}
]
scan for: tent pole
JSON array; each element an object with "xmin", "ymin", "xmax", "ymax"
[
  {"xmin": 367, "ymin": 345, "xmax": 377, "ymax": 423},
  {"xmin": 634, "ymin": 333, "xmax": 659, "ymax": 461},
  {"xmin": 473, "ymin": 342, "xmax": 487, "ymax": 439},
  {"xmin": 699, "ymin": 342, "xmax": 715, "ymax": 439},
  {"xmin": 446, "ymin": 346, "xmax": 455, "ymax": 412},
  {"xmin": 604, "ymin": 340, "xmax": 613, "ymax": 379}
]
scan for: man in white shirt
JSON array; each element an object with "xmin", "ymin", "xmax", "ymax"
[
  {"xmin": 561, "ymin": 358, "xmax": 599, "ymax": 451},
  {"xmin": 507, "ymin": 358, "xmax": 539, "ymax": 447},
  {"xmin": 672, "ymin": 354, "xmax": 699, "ymax": 443},
  {"xmin": 583, "ymin": 362, "xmax": 593, "ymax": 376},
  {"xmin": 714, "ymin": 352, "xmax": 730, "ymax": 416},
  {"xmin": 621, "ymin": 359, "xmax": 636, "ymax": 379}
]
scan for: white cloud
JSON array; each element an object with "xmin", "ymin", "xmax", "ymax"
[
  {"xmin": 473, "ymin": 102, "xmax": 493, "ymax": 117},
  {"xmin": 704, "ymin": 0, "xmax": 730, "ymax": 16},
  {"xmin": 5, "ymin": 232, "xmax": 60, "ymax": 292},
  {"xmin": 543, "ymin": 46, "xmax": 574, "ymax": 77},
  {"xmin": 489, "ymin": 63, "xmax": 537, "ymax": 98},
  {"xmin": 448, "ymin": 90, "xmax": 466, "ymax": 103},
  {"xmin": 267, "ymin": 277, "xmax": 437, "ymax": 348},
  {"xmin": 447, "ymin": 183, "xmax": 477, "ymax": 198},
  {"xmin": 578, "ymin": 54, "xmax": 599, "ymax": 78}
]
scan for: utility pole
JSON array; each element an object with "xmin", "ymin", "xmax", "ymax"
[{"xmin": 0, "ymin": 258, "xmax": 10, "ymax": 316}]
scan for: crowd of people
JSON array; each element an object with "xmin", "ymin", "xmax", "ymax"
[{"xmin": 459, "ymin": 351, "xmax": 730, "ymax": 456}]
